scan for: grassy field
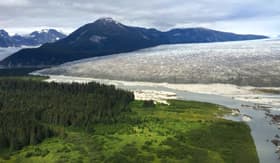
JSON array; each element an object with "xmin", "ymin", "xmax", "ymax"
[{"xmin": 0, "ymin": 100, "xmax": 259, "ymax": 163}]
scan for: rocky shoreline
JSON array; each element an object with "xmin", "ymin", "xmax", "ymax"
[{"xmin": 134, "ymin": 90, "xmax": 177, "ymax": 105}]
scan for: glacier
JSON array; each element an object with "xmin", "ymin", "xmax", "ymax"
[{"xmin": 38, "ymin": 39, "xmax": 280, "ymax": 87}]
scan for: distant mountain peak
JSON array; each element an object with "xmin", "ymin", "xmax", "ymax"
[
  {"xmin": 94, "ymin": 17, "xmax": 123, "ymax": 26},
  {"xmin": 30, "ymin": 29, "xmax": 52, "ymax": 34},
  {"xmin": 0, "ymin": 29, "xmax": 66, "ymax": 47},
  {"xmin": 0, "ymin": 30, "xmax": 9, "ymax": 37},
  {"xmin": 0, "ymin": 29, "xmax": 7, "ymax": 33},
  {"xmin": 31, "ymin": 29, "xmax": 59, "ymax": 35},
  {"xmin": 95, "ymin": 17, "xmax": 118, "ymax": 23},
  {"xmin": 40, "ymin": 29, "xmax": 51, "ymax": 33}
]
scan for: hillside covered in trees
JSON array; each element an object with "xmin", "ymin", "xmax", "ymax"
[{"xmin": 0, "ymin": 79, "xmax": 134, "ymax": 151}]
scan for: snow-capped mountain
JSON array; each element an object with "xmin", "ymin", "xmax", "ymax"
[
  {"xmin": 0, "ymin": 30, "xmax": 14, "ymax": 47},
  {"xmin": 0, "ymin": 29, "xmax": 66, "ymax": 47},
  {"xmin": 28, "ymin": 29, "xmax": 66, "ymax": 44}
]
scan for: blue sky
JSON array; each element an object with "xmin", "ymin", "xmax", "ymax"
[{"xmin": 0, "ymin": 0, "xmax": 279, "ymax": 36}]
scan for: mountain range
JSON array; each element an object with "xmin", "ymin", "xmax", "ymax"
[
  {"xmin": 0, "ymin": 29, "xmax": 66, "ymax": 47},
  {"xmin": 0, "ymin": 18, "xmax": 268, "ymax": 67}
]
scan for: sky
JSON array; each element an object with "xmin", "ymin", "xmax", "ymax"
[{"xmin": 0, "ymin": 0, "xmax": 279, "ymax": 36}]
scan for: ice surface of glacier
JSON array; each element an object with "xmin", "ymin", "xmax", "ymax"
[{"xmin": 39, "ymin": 39, "xmax": 280, "ymax": 86}]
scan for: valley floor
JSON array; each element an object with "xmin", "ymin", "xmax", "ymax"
[
  {"xmin": 40, "ymin": 75, "xmax": 280, "ymax": 162},
  {"xmin": 0, "ymin": 100, "xmax": 258, "ymax": 163}
]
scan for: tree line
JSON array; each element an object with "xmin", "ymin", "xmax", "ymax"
[{"xmin": 0, "ymin": 79, "xmax": 134, "ymax": 150}]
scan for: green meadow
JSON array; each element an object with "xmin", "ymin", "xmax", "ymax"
[{"xmin": 0, "ymin": 100, "xmax": 259, "ymax": 163}]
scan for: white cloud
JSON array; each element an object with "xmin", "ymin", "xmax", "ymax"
[
  {"xmin": 0, "ymin": 0, "xmax": 29, "ymax": 6},
  {"xmin": 0, "ymin": 0, "xmax": 279, "ymax": 36}
]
